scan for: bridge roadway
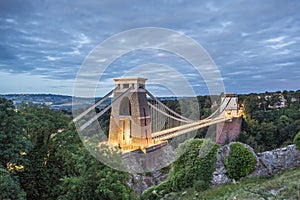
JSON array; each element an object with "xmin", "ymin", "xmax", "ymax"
[{"xmin": 151, "ymin": 116, "xmax": 230, "ymax": 141}]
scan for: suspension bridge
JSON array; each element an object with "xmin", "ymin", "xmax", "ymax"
[{"xmin": 73, "ymin": 78, "xmax": 242, "ymax": 153}]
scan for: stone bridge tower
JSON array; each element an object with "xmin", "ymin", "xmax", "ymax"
[
  {"xmin": 216, "ymin": 94, "xmax": 242, "ymax": 145},
  {"xmin": 108, "ymin": 78, "xmax": 152, "ymax": 151}
]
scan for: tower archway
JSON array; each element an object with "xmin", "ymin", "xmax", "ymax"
[{"xmin": 119, "ymin": 97, "xmax": 131, "ymax": 116}]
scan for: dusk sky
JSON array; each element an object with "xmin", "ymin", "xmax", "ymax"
[{"xmin": 1, "ymin": 0, "xmax": 299, "ymax": 96}]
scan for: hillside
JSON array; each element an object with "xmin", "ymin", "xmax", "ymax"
[
  {"xmin": 1, "ymin": 90, "xmax": 300, "ymax": 200},
  {"xmin": 0, "ymin": 94, "xmax": 178, "ymax": 111},
  {"xmin": 162, "ymin": 166, "xmax": 300, "ymax": 199}
]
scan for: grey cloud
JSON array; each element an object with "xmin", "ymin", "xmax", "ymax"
[{"xmin": 0, "ymin": 0, "xmax": 299, "ymax": 95}]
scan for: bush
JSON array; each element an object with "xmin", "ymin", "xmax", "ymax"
[
  {"xmin": 294, "ymin": 132, "xmax": 300, "ymax": 150},
  {"xmin": 225, "ymin": 142, "xmax": 256, "ymax": 180},
  {"xmin": 142, "ymin": 139, "xmax": 218, "ymax": 199}
]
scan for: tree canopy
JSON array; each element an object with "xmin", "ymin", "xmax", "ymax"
[{"xmin": 0, "ymin": 98, "xmax": 135, "ymax": 200}]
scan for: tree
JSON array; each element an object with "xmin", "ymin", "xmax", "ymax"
[
  {"xmin": 0, "ymin": 98, "xmax": 31, "ymax": 168},
  {"xmin": 238, "ymin": 91, "xmax": 300, "ymax": 151},
  {"xmin": 0, "ymin": 164, "xmax": 26, "ymax": 200},
  {"xmin": 294, "ymin": 132, "xmax": 300, "ymax": 150},
  {"xmin": 243, "ymin": 94, "xmax": 259, "ymax": 119},
  {"xmin": 277, "ymin": 115, "xmax": 295, "ymax": 145},
  {"xmin": 0, "ymin": 98, "xmax": 30, "ymax": 199},
  {"xmin": 54, "ymin": 125, "xmax": 135, "ymax": 200},
  {"xmin": 17, "ymin": 103, "xmax": 70, "ymax": 199},
  {"xmin": 256, "ymin": 122, "xmax": 277, "ymax": 150}
]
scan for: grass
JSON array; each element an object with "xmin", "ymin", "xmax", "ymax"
[{"xmin": 162, "ymin": 166, "xmax": 300, "ymax": 200}]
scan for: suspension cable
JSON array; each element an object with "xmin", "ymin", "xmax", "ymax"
[
  {"xmin": 79, "ymin": 86, "xmax": 133, "ymax": 131},
  {"xmin": 148, "ymin": 102, "xmax": 190, "ymax": 123},
  {"xmin": 145, "ymin": 89, "xmax": 194, "ymax": 122},
  {"xmin": 72, "ymin": 88, "xmax": 116, "ymax": 123}
]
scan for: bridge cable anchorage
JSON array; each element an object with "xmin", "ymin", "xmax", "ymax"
[
  {"xmin": 148, "ymin": 102, "xmax": 190, "ymax": 123},
  {"xmin": 72, "ymin": 87, "xmax": 116, "ymax": 123},
  {"xmin": 79, "ymin": 86, "xmax": 134, "ymax": 131},
  {"xmin": 145, "ymin": 89, "xmax": 194, "ymax": 123}
]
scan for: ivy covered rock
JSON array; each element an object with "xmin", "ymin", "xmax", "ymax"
[
  {"xmin": 142, "ymin": 139, "xmax": 218, "ymax": 200},
  {"xmin": 224, "ymin": 142, "xmax": 256, "ymax": 180}
]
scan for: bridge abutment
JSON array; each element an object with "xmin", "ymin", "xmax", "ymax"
[{"xmin": 216, "ymin": 117, "xmax": 242, "ymax": 145}]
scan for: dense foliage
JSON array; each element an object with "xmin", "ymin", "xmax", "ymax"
[
  {"xmin": 0, "ymin": 98, "xmax": 29, "ymax": 200},
  {"xmin": 238, "ymin": 90, "xmax": 300, "ymax": 151},
  {"xmin": 0, "ymin": 164, "xmax": 26, "ymax": 200},
  {"xmin": 294, "ymin": 132, "xmax": 300, "ymax": 150},
  {"xmin": 1, "ymin": 89, "xmax": 299, "ymax": 199},
  {"xmin": 159, "ymin": 166, "xmax": 300, "ymax": 200},
  {"xmin": 142, "ymin": 139, "xmax": 218, "ymax": 199},
  {"xmin": 159, "ymin": 91, "xmax": 300, "ymax": 152},
  {"xmin": 225, "ymin": 142, "xmax": 256, "ymax": 180},
  {"xmin": 0, "ymin": 98, "xmax": 31, "ymax": 170},
  {"xmin": 0, "ymin": 98, "xmax": 134, "ymax": 200}
]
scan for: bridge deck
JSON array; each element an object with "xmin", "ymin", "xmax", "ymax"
[{"xmin": 152, "ymin": 117, "xmax": 230, "ymax": 141}]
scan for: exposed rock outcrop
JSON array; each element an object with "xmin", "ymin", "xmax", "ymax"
[
  {"xmin": 212, "ymin": 143, "xmax": 300, "ymax": 186},
  {"xmin": 128, "ymin": 142, "xmax": 300, "ymax": 192},
  {"xmin": 253, "ymin": 144, "xmax": 300, "ymax": 176},
  {"xmin": 211, "ymin": 144, "xmax": 231, "ymax": 185},
  {"xmin": 128, "ymin": 170, "xmax": 169, "ymax": 194}
]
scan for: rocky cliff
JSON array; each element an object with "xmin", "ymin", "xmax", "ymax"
[
  {"xmin": 212, "ymin": 143, "xmax": 300, "ymax": 185},
  {"xmin": 129, "ymin": 142, "xmax": 300, "ymax": 193}
]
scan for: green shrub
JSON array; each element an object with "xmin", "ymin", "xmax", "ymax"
[
  {"xmin": 294, "ymin": 132, "xmax": 300, "ymax": 150},
  {"xmin": 225, "ymin": 142, "xmax": 256, "ymax": 180},
  {"xmin": 142, "ymin": 139, "xmax": 218, "ymax": 199}
]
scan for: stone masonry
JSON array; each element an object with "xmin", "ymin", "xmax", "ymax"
[
  {"xmin": 108, "ymin": 78, "xmax": 152, "ymax": 150},
  {"xmin": 216, "ymin": 117, "xmax": 243, "ymax": 145}
]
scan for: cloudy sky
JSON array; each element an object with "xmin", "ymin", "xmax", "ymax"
[{"xmin": 1, "ymin": 0, "xmax": 299, "ymax": 96}]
